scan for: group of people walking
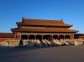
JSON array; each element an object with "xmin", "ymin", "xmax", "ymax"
[{"xmin": 19, "ymin": 39, "xmax": 74, "ymax": 47}]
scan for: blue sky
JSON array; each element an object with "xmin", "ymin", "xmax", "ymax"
[{"xmin": 0, "ymin": 0, "xmax": 84, "ymax": 33}]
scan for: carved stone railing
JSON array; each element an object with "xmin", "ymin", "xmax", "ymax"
[{"xmin": 0, "ymin": 39, "xmax": 84, "ymax": 47}]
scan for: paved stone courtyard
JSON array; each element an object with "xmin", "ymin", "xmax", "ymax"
[{"xmin": 0, "ymin": 46, "xmax": 84, "ymax": 62}]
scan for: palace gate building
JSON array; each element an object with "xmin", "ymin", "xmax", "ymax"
[{"xmin": 11, "ymin": 18, "xmax": 78, "ymax": 41}]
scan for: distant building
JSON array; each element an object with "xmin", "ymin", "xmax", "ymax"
[
  {"xmin": 0, "ymin": 18, "xmax": 83, "ymax": 42},
  {"xmin": 75, "ymin": 33, "xmax": 84, "ymax": 40}
]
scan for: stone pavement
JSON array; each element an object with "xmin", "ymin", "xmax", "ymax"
[{"xmin": 0, "ymin": 46, "xmax": 84, "ymax": 62}]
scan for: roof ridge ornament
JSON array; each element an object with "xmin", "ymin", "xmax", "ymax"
[
  {"xmin": 61, "ymin": 19, "xmax": 63, "ymax": 21},
  {"xmin": 22, "ymin": 17, "xmax": 25, "ymax": 20},
  {"xmin": 22, "ymin": 17, "xmax": 26, "ymax": 23}
]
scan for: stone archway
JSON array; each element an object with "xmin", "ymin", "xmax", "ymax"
[
  {"xmin": 21, "ymin": 35, "xmax": 28, "ymax": 39},
  {"xmin": 65, "ymin": 35, "xmax": 70, "ymax": 39},
  {"xmin": 36, "ymin": 35, "xmax": 42, "ymax": 40},
  {"xmin": 43, "ymin": 35, "xmax": 51, "ymax": 40},
  {"xmin": 59, "ymin": 35, "xmax": 64, "ymax": 39},
  {"xmin": 53, "ymin": 35, "xmax": 58, "ymax": 39},
  {"xmin": 29, "ymin": 35, "xmax": 35, "ymax": 39}
]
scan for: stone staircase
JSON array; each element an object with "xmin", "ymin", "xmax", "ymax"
[{"xmin": 0, "ymin": 39, "xmax": 84, "ymax": 47}]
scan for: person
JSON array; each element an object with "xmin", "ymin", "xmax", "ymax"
[{"xmin": 19, "ymin": 39, "xmax": 23, "ymax": 47}]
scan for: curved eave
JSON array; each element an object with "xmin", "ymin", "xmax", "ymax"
[
  {"xmin": 17, "ymin": 23, "xmax": 72, "ymax": 28},
  {"xmin": 11, "ymin": 31, "xmax": 78, "ymax": 33},
  {"xmin": 11, "ymin": 28, "xmax": 18, "ymax": 33},
  {"xmin": 16, "ymin": 22, "xmax": 22, "ymax": 26},
  {"xmin": 11, "ymin": 28, "xmax": 78, "ymax": 33},
  {"xmin": 68, "ymin": 24, "xmax": 73, "ymax": 27}
]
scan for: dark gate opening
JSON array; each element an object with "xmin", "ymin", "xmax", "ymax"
[
  {"xmin": 53, "ymin": 35, "xmax": 58, "ymax": 39},
  {"xmin": 43, "ymin": 35, "xmax": 51, "ymax": 40},
  {"xmin": 36, "ymin": 35, "xmax": 42, "ymax": 40},
  {"xmin": 65, "ymin": 35, "xmax": 70, "ymax": 39},
  {"xmin": 29, "ymin": 35, "xmax": 35, "ymax": 39},
  {"xmin": 21, "ymin": 35, "xmax": 28, "ymax": 40},
  {"xmin": 59, "ymin": 35, "xmax": 64, "ymax": 39}
]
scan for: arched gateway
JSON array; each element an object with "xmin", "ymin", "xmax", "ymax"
[
  {"xmin": 20, "ymin": 34, "xmax": 71, "ymax": 40},
  {"xmin": 21, "ymin": 35, "xmax": 28, "ymax": 39},
  {"xmin": 11, "ymin": 18, "xmax": 78, "ymax": 40}
]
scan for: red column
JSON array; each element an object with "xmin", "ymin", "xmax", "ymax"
[
  {"xmin": 50, "ymin": 35, "xmax": 53, "ymax": 41},
  {"xmin": 64, "ymin": 35, "xmax": 65, "ymax": 40},
  {"xmin": 70, "ymin": 34, "xmax": 74, "ymax": 39}
]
